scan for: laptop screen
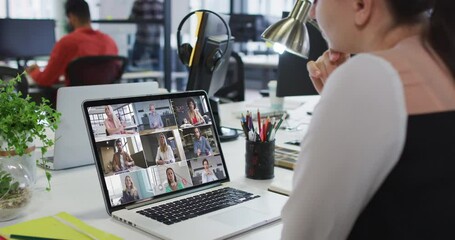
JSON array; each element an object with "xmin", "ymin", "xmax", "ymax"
[{"xmin": 82, "ymin": 91, "xmax": 229, "ymax": 211}]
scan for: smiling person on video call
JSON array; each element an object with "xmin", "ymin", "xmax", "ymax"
[
  {"xmin": 122, "ymin": 175, "xmax": 139, "ymax": 203},
  {"xmin": 281, "ymin": 0, "xmax": 455, "ymax": 239},
  {"xmin": 155, "ymin": 133, "xmax": 175, "ymax": 165},
  {"xmin": 104, "ymin": 105, "xmax": 126, "ymax": 135},
  {"xmin": 112, "ymin": 139, "xmax": 135, "ymax": 172},
  {"xmin": 186, "ymin": 98, "xmax": 205, "ymax": 125},
  {"xmin": 165, "ymin": 167, "xmax": 184, "ymax": 192},
  {"xmin": 201, "ymin": 158, "xmax": 217, "ymax": 183},
  {"xmin": 26, "ymin": 0, "xmax": 118, "ymax": 87}
]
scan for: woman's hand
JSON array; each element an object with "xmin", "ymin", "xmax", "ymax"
[{"xmin": 307, "ymin": 50, "xmax": 350, "ymax": 93}]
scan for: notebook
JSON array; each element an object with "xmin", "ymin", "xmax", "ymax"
[
  {"xmin": 44, "ymin": 82, "xmax": 160, "ymax": 170},
  {"xmin": 0, "ymin": 212, "xmax": 122, "ymax": 240},
  {"xmin": 82, "ymin": 90, "xmax": 288, "ymax": 240}
]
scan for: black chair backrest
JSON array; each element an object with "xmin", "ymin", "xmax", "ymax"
[
  {"xmin": 214, "ymin": 51, "xmax": 245, "ymax": 102},
  {"xmin": 0, "ymin": 66, "xmax": 28, "ymax": 97},
  {"xmin": 66, "ymin": 55, "xmax": 127, "ymax": 86}
]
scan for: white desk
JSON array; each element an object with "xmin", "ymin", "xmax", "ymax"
[{"xmin": 0, "ymin": 95, "xmax": 320, "ymax": 240}]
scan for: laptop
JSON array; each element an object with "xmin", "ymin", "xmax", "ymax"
[
  {"xmin": 44, "ymin": 82, "xmax": 160, "ymax": 170},
  {"xmin": 82, "ymin": 90, "xmax": 288, "ymax": 240}
]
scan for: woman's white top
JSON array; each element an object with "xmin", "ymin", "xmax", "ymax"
[
  {"xmin": 281, "ymin": 54, "xmax": 408, "ymax": 240},
  {"xmin": 155, "ymin": 145, "xmax": 175, "ymax": 164},
  {"xmin": 201, "ymin": 170, "xmax": 218, "ymax": 183}
]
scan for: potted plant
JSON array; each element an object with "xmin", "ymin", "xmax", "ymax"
[{"xmin": 0, "ymin": 75, "xmax": 60, "ymax": 221}]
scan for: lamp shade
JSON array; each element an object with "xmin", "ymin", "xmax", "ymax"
[{"xmin": 261, "ymin": 0, "xmax": 312, "ymax": 58}]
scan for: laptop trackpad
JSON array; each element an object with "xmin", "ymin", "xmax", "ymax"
[{"xmin": 209, "ymin": 207, "xmax": 267, "ymax": 227}]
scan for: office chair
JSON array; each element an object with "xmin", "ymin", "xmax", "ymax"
[
  {"xmin": 214, "ymin": 51, "xmax": 245, "ymax": 103},
  {"xmin": 0, "ymin": 66, "xmax": 28, "ymax": 97},
  {"xmin": 66, "ymin": 55, "xmax": 128, "ymax": 86}
]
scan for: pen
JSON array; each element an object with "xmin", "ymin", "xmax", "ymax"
[
  {"xmin": 7, "ymin": 234, "xmax": 62, "ymax": 240},
  {"xmin": 263, "ymin": 117, "xmax": 270, "ymax": 142},
  {"xmin": 249, "ymin": 112, "xmax": 255, "ymax": 132},
  {"xmin": 267, "ymin": 118, "xmax": 275, "ymax": 141},
  {"xmin": 274, "ymin": 113, "xmax": 287, "ymax": 131},
  {"xmin": 240, "ymin": 121, "xmax": 249, "ymax": 139},
  {"xmin": 257, "ymin": 109, "xmax": 261, "ymax": 140},
  {"xmin": 269, "ymin": 113, "xmax": 287, "ymax": 141}
]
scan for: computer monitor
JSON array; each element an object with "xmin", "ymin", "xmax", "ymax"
[
  {"xmin": 0, "ymin": 19, "xmax": 56, "ymax": 60},
  {"xmin": 276, "ymin": 12, "xmax": 328, "ymax": 97},
  {"xmin": 185, "ymin": 11, "xmax": 238, "ymax": 141},
  {"xmin": 228, "ymin": 14, "xmax": 267, "ymax": 42},
  {"xmin": 186, "ymin": 11, "xmax": 231, "ymax": 95},
  {"xmin": 187, "ymin": 35, "xmax": 233, "ymax": 97}
]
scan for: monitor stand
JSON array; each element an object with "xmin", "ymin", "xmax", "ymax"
[{"xmin": 210, "ymin": 97, "xmax": 239, "ymax": 142}]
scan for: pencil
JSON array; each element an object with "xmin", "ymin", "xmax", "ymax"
[
  {"xmin": 274, "ymin": 113, "xmax": 287, "ymax": 131},
  {"xmin": 8, "ymin": 234, "xmax": 61, "ymax": 240},
  {"xmin": 257, "ymin": 109, "xmax": 262, "ymax": 139}
]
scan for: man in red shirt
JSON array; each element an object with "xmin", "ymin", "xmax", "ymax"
[{"xmin": 26, "ymin": 0, "xmax": 118, "ymax": 87}]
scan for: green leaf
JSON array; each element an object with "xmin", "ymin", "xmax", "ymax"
[{"xmin": 0, "ymin": 73, "xmax": 61, "ymax": 192}]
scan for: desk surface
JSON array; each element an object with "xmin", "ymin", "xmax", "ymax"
[{"xmin": 0, "ymin": 95, "xmax": 320, "ymax": 240}]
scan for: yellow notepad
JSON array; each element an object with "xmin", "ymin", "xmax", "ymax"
[{"xmin": 0, "ymin": 212, "xmax": 122, "ymax": 240}]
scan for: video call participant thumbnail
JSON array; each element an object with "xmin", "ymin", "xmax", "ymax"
[{"xmin": 112, "ymin": 138, "xmax": 135, "ymax": 172}]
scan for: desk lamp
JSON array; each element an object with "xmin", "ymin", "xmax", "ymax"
[{"xmin": 261, "ymin": 0, "xmax": 314, "ymax": 58}]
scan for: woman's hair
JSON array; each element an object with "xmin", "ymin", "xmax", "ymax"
[
  {"xmin": 387, "ymin": 0, "xmax": 455, "ymax": 79},
  {"xmin": 159, "ymin": 133, "xmax": 168, "ymax": 153},
  {"xmin": 186, "ymin": 98, "xmax": 196, "ymax": 108},
  {"xmin": 104, "ymin": 105, "xmax": 112, "ymax": 113},
  {"xmin": 166, "ymin": 168, "xmax": 177, "ymax": 184},
  {"xmin": 124, "ymin": 175, "xmax": 135, "ymax": 190},
  {"xmin": 202, "ymin": 159, "xmax": 209, "ymax": 166}
]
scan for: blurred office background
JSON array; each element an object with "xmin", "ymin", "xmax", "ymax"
[{"xmin": 0, "ymin": 0, "xmax": 299, "ymax": 95}]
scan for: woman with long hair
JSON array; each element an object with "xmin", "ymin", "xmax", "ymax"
[
  {"xmin": 165, "ymin": 167, "xmax": 184, "ymax": 192},
  {"xmin": 122, "ymin": 175, "xmax": 139, "ymax": 203},
  {"xmin": 186, "ymin": 98, "xmax": 205, "ymax": 125},
  {"xmin": 201, "ymin": 158, "xmax": 217, "ymax": 183},
  {"xmin": 155, "ymin": 133, "xmax": 175, "ymax": 165},
  {"xmin": 104, "ymin": 105, "xmax": 125, "ymax": 135}
]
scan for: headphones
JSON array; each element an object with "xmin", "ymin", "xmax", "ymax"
[{"xmin": 177, "ymin": 9, "xmax": 232, "ymax": 73}]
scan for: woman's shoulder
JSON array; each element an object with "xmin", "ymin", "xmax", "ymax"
[{"xmin": 327, "ymin": 53, "xmax": 401, "ymax": 92}]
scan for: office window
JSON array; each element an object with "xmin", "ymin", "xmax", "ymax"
[
  {"xmin": 8, "ymin": 0, "xmax": 54, "ymax": 19},
  {"xmin": 0, "ymin": 0, "xmax": 6, "ymax": 18},
  {"xmin": 190, "ymin": 0, "xmax": 294, "ymax": 17},
  {"xmin": 116, "ymin": 104, "xmax": 135, "ymax": 126},
  {"xmin": 132, "ymin": 135, "xmax": 143, "ymax": 153},
  {"xmin": 190, "ymin": 0, "xmax": 230, "ymax": 13},
  {"xmin": 245, "ymin": 0, "xmax": 294, "ymax": 17},
  {"xmin": 90, "ymin": 113, "xmax": 105, "ymax": 127}
]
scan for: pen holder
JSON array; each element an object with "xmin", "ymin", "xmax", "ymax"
[{"xmin": 245, "ymin": 140, "xmax": 275, "ymax": 179}]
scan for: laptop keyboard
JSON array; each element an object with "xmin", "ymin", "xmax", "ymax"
[{"xmin": 137, "ymin": 187, "xmax": 260, "ymax": 225}]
